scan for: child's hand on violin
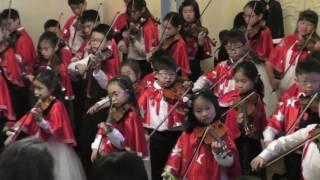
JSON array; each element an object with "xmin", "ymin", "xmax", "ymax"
[
  {"xmin": 198, "ymin": 31, "xmax": 206, "ymax": 46},
  {"xmin": 98, "ymin": 122, "xmax": 113, "ymax": 134},
  {"xmin": 25, "ymin": 74, "xmax": 34, "ymax": 82},
  {"xmin": 75, "ymin": 64, "xmax": 86, "ymax": 75},
  {"xmin": 31, "ymin": 107, "xmax": 43, "ymax": 122},
  {"xmin": 250, "ymin": 156, "xmax": 266, "ymax": 171},
  {"xmin": 90, "ymin": 56, "xmax": 102, "ymax": 73},
  {"xmin": 211, "ymin": 141, "xmax": 225, "ymax": 155},
  {"xmin": 236, "ymin": 113, "xmax": 245, "ymax": 124},
  {"xmin": 118, "ymin": 40, "xmax": 128, "ymax": 54}
]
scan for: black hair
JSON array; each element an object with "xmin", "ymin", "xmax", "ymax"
[
  {"xmin": 233, "ymin": 60, "xmax": 264, "ymax": 99},
  {"xmin": 107, "ymin": 75, "xmax": 139, "ymax": 111},
  {"xmin": 127, "ymin": 0, "xmax": 152, "ymax": 20},
  {"xmin": 179, "ymin": 0, "xmax": 201, "ymax": 24},
  {"xmin": 37, "ymin": 31, "xmax": 62, "ymax": 73},
  {"xmin": 226, "ymin": 29, "xmax": 247, "ymax": 45},
  {"xmin": 121, "ymin": 59, "xmax": 142, "ymax": 82},
  {"xmin": 152, "ymin": 54, "xmax": 177, "ymax": 72},
  {"xmin": 68, "ymin": 0, "xmax": 86, "ymax": 5},
  {"xmin": 91, "ymin": 23, "xmax": 114, "ymax": 40},
  {"xmin": 35, "ymin": 69, "xmax": 59, "ymax": 92},
  {"xmin": 233, "ymin": 12, "xmax": 246, "ymax": 31},
  {"xmin": 80, "ymin": 9, "xmax": 100, "ymax": 24},
  {"xmin": 184, "ymin": 89, "xmax": 221, "ymax": 133},
  {"xmin": 163, "ymin": 12, "xmax": 181, "ymax": 28},
  {"xmin": 1, "ymin": 8, "xmax": 19, "ymax": 20},
  {"xmin": 244, "ymin": 1, "xmax": 267, "ymax": 18},
  {"xmin": 296, "ymin": 57, "xmax": 320, "ymax": 75},
  {"xmin": 0, "ymin": 137, "xmax": 54, "ymax": 180},
  {"xmin": 298, "ymin": 10, "xmax": 318, "ymax": 27},
  {"xmin": 44, "ymin": 19, "xmax": 60, "ymax": 31},
  {"xmin": 309, "ymin": 50, "xmax": 320, "ymax": 60},
  {"xmin": 91, "ymin": 151, "xmax": 148, "ymax": 180}
]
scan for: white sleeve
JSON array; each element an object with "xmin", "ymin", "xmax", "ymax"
[
  {"xmin": 107, "ymin": 128, "xmax": 125, "ymax": 149},
  {"xmin": 259, "ymin": 124, "xmax": 317, "ymax": 162},
  {"xmin": 92, "ymin": 70, "xmax": 109, "ymax": 89},
  {"xmin": 95, "ymin": 96, "xmax": 111, "ymax": 111},
  {"xmin": 212, "ymin": 151, "xmax": 234, "ymax": 167},
  {"xmin": 263, "ymin": 126, "xmax": 279, "ymax": 142},
  {"xmin": 91, "ymin": 134, "xmax": 102, "ymax": 150},
  {"xmin": 67, "ymin": 55, "xmax": 91, "ymax": 76},
  {"xmin": 192, "ymin": 76, "xmax": 211, "ymax": 92}
]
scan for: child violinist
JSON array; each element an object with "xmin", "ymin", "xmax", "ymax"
[
  {"xmin": 243, "ymin": 0, "xmax": 273, "ymax": 59},
  {"xmin": 138, "ymin": 54, "xmax": 190, "ymax": 180},
  {"xmin": 68, "ymin": 23, "xmax": 120, "ymax": 176},
  {"xmin": 266, "ymin": 10, "xmax": 319, "ymax": 93},
  {"xmin": 32, "ymin": 31, "xmax": 75, "ymax": 101},
  {"xmin": 44, "ymin": 19, "xmax": 73, "ymax": 66},
  {"xmin": 179, "ymin": 0, "xmax": 213, "ymax": 81},
  {"xmin": 1, "ymin": 8, "xmax": 36, "ymax": 75},
  {"xmin": 220, "ymin": 60, "xmax": 267, "ymax": 176},
  {"xmin": 0, "ymin": 22, "xmax": 29, "ymax": 120},
  {"xmin": 87, "ymin": 59, "xmax": 142, "ymax": 114},
  {"xmin": 263, "ymin": 58, "xmax": 320, "ymax": 180},
  {"xmin": 90, "ymin": 75, "xmax": 148, "ymax": 161},
  {"xmin": 152, "ymin": 12, "xmax": 190, "ymax": 79},
  {"xmin": 4, "ymin": 69, "xmax": 86, "ymax": 180},
  {"xmin": 120, "ymin": 0, "xmax": 159, "ymax": 77},
  {"xmin": 63, "ymin": 0, "xmax": 87, "ymax": 54},
  {"xmin": 162, "ymin": 89, "xmax": 241, "ymax": 180}
]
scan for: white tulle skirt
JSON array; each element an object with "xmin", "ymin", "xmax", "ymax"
[{"xmin": 46, "ymin": 139, "xmax": 86, "ymax": 180}]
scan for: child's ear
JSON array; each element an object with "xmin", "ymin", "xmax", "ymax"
[{"xmin": 177, "ymin": 25, "xmax": 182, "ymax": 31}]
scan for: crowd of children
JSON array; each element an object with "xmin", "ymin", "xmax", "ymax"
[{"xmin": 1, "ymin": 0, "xmax": 320, "ymax": 180}]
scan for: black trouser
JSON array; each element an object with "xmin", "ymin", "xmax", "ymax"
[
  {"xmin": 76, "ymin": 97, "xmax": 107, "ymax": 179},
  {"xmin": 235, "ymin": 136, "xmax": 265, "ymax": 178},
  {"xmin": 283, "ymin": 152, "xmax": 301, "ymax": 180},
  {"xmin": 189, "ymin": 59, "xmax": 202, "ymax": 82},
  {"xmin": 148, "ymin": 129, "xmax": 181, "ymax": 180}
]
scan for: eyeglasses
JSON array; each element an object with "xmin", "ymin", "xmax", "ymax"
[
  {"xmin": 225, "ymin": 45, "xmax": 244, "ymax": 52},
  {"xmin": 157, "ymin": 71, "xmax": 176, "ymax": 78}
]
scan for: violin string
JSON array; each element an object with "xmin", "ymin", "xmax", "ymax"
[{"xmin": 221, "ymin": 91, "xmax": 256, "ymax": 117}]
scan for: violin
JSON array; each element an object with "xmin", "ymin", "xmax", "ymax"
[
  {"xmin": 127, "ymin": 16, "xmax": 147, "ymax": 35},
  {"xmin": 163, "ymin": 80, "xmax": 192, "ymax": 103},
  {"xmin": 157, "ymin": 34, "xmax": 180, "ymax": 51},
  {"xmin": 182, "ymin": 23, "xmax": 217, "ymax": 47},
  {"xmin": 234, "ymin": 91, "xmax": 258, "ymax": 137},
  {"xmin": 193, "ymin": 120, "xmax": 231, "ymax": 156},
  {"xmin": 297, "ymin": 32, "xmax": 320, "ymax": 52},
  {"xmin": 300, "ymin": 93, "xmax": 320, "ymax": 113},
  {"xmin": 108, "ymin": 103, "xmax": 132, "ymax": 123},
  {"xmin": 4, "ymin": 96, "xmax": 56, "ymax": 145}
]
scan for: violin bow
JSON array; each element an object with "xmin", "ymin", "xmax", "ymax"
[
  {"xmin": 7, "ymin": 0, "xmax": 13, "ymax": 23},
  {"xmin": 54, "ymin": 12, "xmax": 64, "ymax": 51},
  {"xmin": 70, "ymin": 5, "xmax": 85, "ymax": 52},
  {"xmin": 221, "ymin": 91, "xmax": 256, "ymax": 117},
  {"xmin": 147, "ymin": 86, "xmax": 192, "ymax": 141},
  {"xmin": 208, "ymin": 51, "xmax": 250, "ymax": 91},
  {"xmin": 94, "ymin": 11, "xmax": 120, "ymax": 54},
  {"xmin": 280, "ymin": 30, "xmax": 315, "ymax": 80},
  {"xmin": 182, "ymin": 126, "xmax": 211, "ymax": 179},
  {"xmin": 286, "ymin": 92, "xmax": 319, "ymax": 135}
]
